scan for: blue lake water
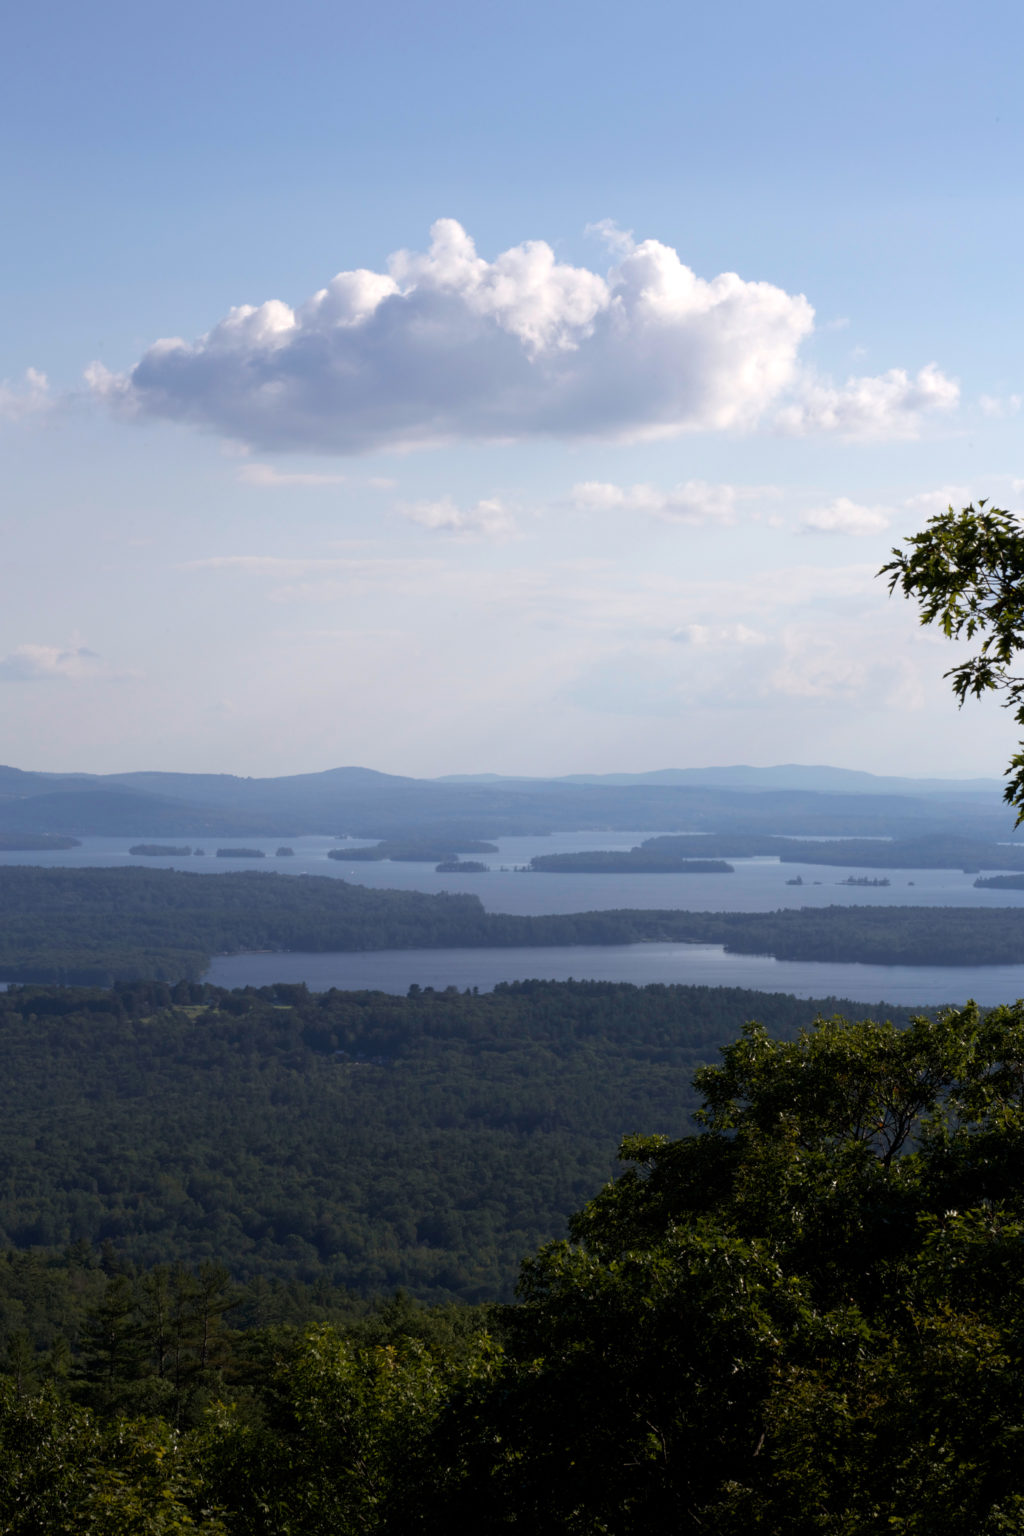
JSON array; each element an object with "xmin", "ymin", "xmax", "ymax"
[
  {"xmin": 5, "ymin": 834, "xmax": 1024, "ymax": 1007},
  {"xmin": 203, "ymin": 944, "xmax": 1024, "ymax": 1009},
  {"xmin": 4, "ymin": 831, "xmax": 1022, "ymax": 916}
]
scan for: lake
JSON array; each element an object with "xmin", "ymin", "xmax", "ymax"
[
  {"xmin": 203, "ymin": 942, "xmax": 1024, "ymax": 1008},
  {"xmin": 3, "ymin": 831, "xmax": 1021, "ymax": 916},
  {"xmin": 6, "ymin": 833, "xmax": 1024, "ymax": 1006}
]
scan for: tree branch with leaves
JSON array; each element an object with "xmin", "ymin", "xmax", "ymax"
[{"xmin": 881, "ymin": 500, "xmax": 1024, "ymax": 819}]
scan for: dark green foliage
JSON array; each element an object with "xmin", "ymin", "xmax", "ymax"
[
  {"xmin": 401, "ymin": 1003, "xmax": 1024, "ymax": 1533},
  {"xmin": 0, "ymin": 979, "xmax": 874, "ymax": 1296},
  {"xmin": 883, "ymin": 501, "xmax": 1024, "ymax": 820}
]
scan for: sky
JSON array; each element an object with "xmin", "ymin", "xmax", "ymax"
[{"xmin": 3, "ymin": 0, "xmax": 1024, "ymax": 780}]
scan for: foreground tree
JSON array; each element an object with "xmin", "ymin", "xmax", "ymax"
[
  {"xmin": 882, "ymin": 501, "xmax": 1024, "ymax": 817},
  {"xmin": 400, "ymin": 1005, "xmax": 1024, "ymax": 1534}
]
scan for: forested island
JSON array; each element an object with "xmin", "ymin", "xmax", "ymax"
[
  {"xmin": 531, "ymin": 851, "xmax": 734, "ymax": 873},
  {"xmin": 637, "ymin": 831, "xmax": 1024, "ymax": 870},
  {"xmin": 330, "ymin": 838, "xmax": 499, "ymax": 863},
  {"xmin": 435, "ymin": 859, "xmax": 488, "ymax": 872},
  {"xmin": 975, "ymin": 873, "xmax": 1024, "ymax": 889},
  {"xmin": 2, "ymin": 866, "xmax": 1024, "ymax": 981},
  {"xmin": 129, "ymin": 844, "xmax": 193, "ymax": 857},
  {"xmin": 0, "ymin": 832, "xmax": 80, "ymax": 851},
  {"xmin": 215, "ymin": 847, "xmax": 265, "ymax": 858},
  {"xmin": 528, "ymin": 832, "xmax": 1024, "ymax": 874}
]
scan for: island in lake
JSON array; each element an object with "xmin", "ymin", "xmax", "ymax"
[
  {"xmin": 839, "ymin": 876, "xmax": 891, "ymax": 887},
  {"xmin": 330, "ymin": 838, "xmax": 499, "ymax": 864},
  {"xmin": 436, "ymin": 859, "xmax": 488, "ymax": 873},
  {"xmin": 530, "ymin": 851, "xmax": 734, "ymax": 874},
  {"xmin": 215, "ymin": 847, "xmax": 266, "ymax": 858},
  {"xmin": 129, "ymin": 844, "xmax": 193, "ymax": 857},
  {"xmin": 0, "ymin": 833, "xmax": 81, "ymax": 851}
]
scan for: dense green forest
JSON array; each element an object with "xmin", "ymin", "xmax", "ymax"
[
  {"xmin": 3, "ymin": 866, "xmax": 1024, "ymax": 982},
  {"xmin": 8, "ymin": 1001, "xmax": 1024, "ymax": 1532},
  {"xmin": 535, "ymin": 831, "xmax": 1024, "ymax": 871},
  {"xmin": 0, "ymin": 979, "xmax": 879, "ymax": 1299}
]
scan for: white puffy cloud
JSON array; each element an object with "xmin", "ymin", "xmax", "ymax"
[
  {"xmin": 800, "ymin": 497, "xmax": 891, "ymax": 536},
  {"xmin": 0, "ymin": 643, "xmax": 104, "ymax": 682},
  {"xmin": 90, "ymin": 219, "xmax": 819, "ymax": 453},
  {"xmin": 779, "ymin": 363, "xmax": 959, "ymax": 438},
  {"xmin": 397, "ymin": 495, "xmax": 513, "ymax": 535},
  {"xmin": 571, "ymin": 479, "xmax": 773, "ymax": 525}
]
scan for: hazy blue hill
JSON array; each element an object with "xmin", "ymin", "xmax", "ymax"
[
  {"xmin": 0, "ymin": 761, "xmax": 1016, "ymax": 840},
  {"xmin": 106, "ymin": 764, "xmax": 419, "ymax": 803},
  {"xmin": 0, "ymin": 789, "xmax": 279, "ymax": 837},
  {"xmin": 0, "ymin": 765, "xmax": 99, "ymax": 797},
  {"xmin": 446, "ymin": 764, "xmax": 1007, "ymax": 799}
]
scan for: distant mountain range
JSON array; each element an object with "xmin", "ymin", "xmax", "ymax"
[
  {"xmin": 0, "ymin": 762, "xmax": 1012, "ymax": 841},
  {"xmin": 437, "ymin": 764, "xmax": 1007, "ymax": 797}
]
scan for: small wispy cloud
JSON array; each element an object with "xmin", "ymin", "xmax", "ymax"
[
  {"xmin": 397, "ymin": 495, "xmax": 514, "ymax": 535},
  {"xmin": 0, "ymin": 368, "xmax": 52, "ymax": 422},
  {"xmin": 571, "ymin": 479, "xmax": 775, "ymax": 525},
  {"xmin": 237, "ymin": 464, "xmax": 348, "ymax": 487},
  {"xmin": 799, "ymin": 497, "xmax": 891, "ymax": 536},
  {"xmin": 672, "ymin": 622, "xmax": 767, "ymax": 647},
  {"xmin": 979, "ymin": 393, "xmax": 1022, "ymax": 419},
  {"xmin": 0, "ymin": 643, "xmax": 105, "ymax": 683},
  {"xmin": 583, "ymin": 218, "xmax": 636, "ymax": 257}
]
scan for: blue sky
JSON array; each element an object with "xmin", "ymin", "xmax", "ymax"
[{"xmin": 3, "ymin": 0, "xmax": 1024, "ymax": 777}]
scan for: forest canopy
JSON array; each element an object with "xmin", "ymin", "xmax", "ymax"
[{"xmin": 6, "ymin": 999, "xmax": 1024, "ymax": 1532}]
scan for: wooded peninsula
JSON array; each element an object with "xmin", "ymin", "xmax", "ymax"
[
  {"xmin": 531, "ymin": 831, "xmax": 1024, "ymax": 872},
  {"xmin": 1, "ymin": 865, "xmax": 1023, "ymax": 982}
]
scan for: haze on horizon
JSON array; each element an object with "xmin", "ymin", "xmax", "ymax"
[{"xmin": 3, "ymin": 0, "xmax": 1023, "ymax": 781}]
